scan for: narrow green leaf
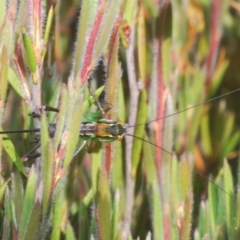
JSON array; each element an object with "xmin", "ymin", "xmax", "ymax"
[
  {"xmin": 54, "ymin": 84, "xmax": 67, "ymax": 150},
  {"xmin": 90, "ymin": 209, "xmax": 98, "ymax": 238},
  {"xmin": 141, "ymin": 0, "xmax": 158, "ymax": 18},
  {"xmin": 200, "ymin": 114, "xmax": 212, "ymax": 156},
  {"xmin": 11, "ymin": 200, "xmax": 18, "ymax": 232},
  {"xmin": 93, "ymin": 0, "xmax": 122, "ymax": 65},
  {"xmin": 72, "ymin": 0, "xmax": 98, "ymax": 78},
  {"xmin": 79, "ymin": 202, "xmax": 90, "ymax": 240},
  {"xmin": 19, "ymin": 167, "xmax": 37, "ymax": 240},
  {"xmin": 179, "ymin": 158, "xmax": 193, "ymax": 201},
  {"xmin": 182, "ymin": 192, "xmax": 193, "ymax": 240},
  {"xmin": 137, "ymin": 5, "xmax": 146, "ymax": 83},
  {"xmin": 209, "ymin": 59, "xmax": 229, "ymax": 97},
  {"xmin": 143, "ymin": 134, "xmax": 158, "ymax": 184},
  {"xmin": 0, "ymin": 179, "xmax": 10, "ymax": 202},
  {"xmin": 1, "ymin": 130, "xmax": 26, "ymax": 174},
  {"xmin": 198, "ymin": 202, "xmax": 207, "ymax": 238},
  {"xmin": 161, "ymin": 94, "xmax": 174, "ymax": 202},
  {"xmin": 60, "ymin": 80, "xmax": 78, "ymax": 167},
  {"xmin": 171, "ymin": 155, "xmax": 180, "ymax": 211},
  {"xmin": 42, "ymin": 5, "xmax": 54, "ymax": 62},
  {"xmin": 151, "ymin": 182, "xmax": 164, "ymax": 240},
  {"xmin": 41, "ymin": 64, "xmax": 61, "ymax": 122},
  {"xmin": 118, "ymin": 80, "xmax": 126, "ymax": 122},
  {"xmin": 105, "ymin": 28, "xmax": 120, "ymax": 117},
  {"xmin": 24, "ymin": 203, "xmax": 40, "ymax": 240},
  {"xmin": 237, "ymin": 147, "xmax": 240, "ymax": 231},
  {"xmin": 223, "ymin": 159, "xmax": 235, "ymax": 238},
  {"xmin": 3, "ymin": 188, "xmax": 12, "ymax": 239},
  {"xmin": 236, "ymin": 187, "xmax": 240, "ymax": 232},
  {"xmin": 161, "ymin": 3, "xmax": 172, "ymax": 86},
  {"xmin": 132, "ymin": 89, "xmax": 147, "ymax": 177},
  {"xmin": 41, "ymin": 113, "xmax": 54, "ymax": 217},
  {"xmin": 8, "ymin": 67, "xmax": 26, "ymax": 98},
  {"xmin": 0, "ymin": 0, "xmax": 6, "ymax": 26},
  {"xmin": 22, "ymin": 28, "xmax": 37, "ymax": 75},
  {"xmin": 91, "ymin": 148, "xmax": 102, "ymax": 194},
  {"xmin": 96, "ymin": 169, "xmax": 111, "ymax": 240},
  {"xmin": 11, "ymin": 172, "xmax": 24, "ymax": 225},
  {"xmin": 0, "ymin": 45, "xmax": 8, "ymax": 102},
  {"xmin": 143, "ymin": 135, "xmax": 164, "ymax": 238},
  {"xmin": 0, "ymin": 2, "xmax": 15, "ymax": 55},
  {"xmin": 124, "ymin": 0, "xmax": 137, "ymax": 23},
  {"xmin": 65, "ymin": 223, "xmax": 76, "ymax": 240},
  {"xmin": 215, "ymin": 183, "xmax": 225, "ymax": 226},
  {"xmin": 64, "ymin": 96, "xmax": 83, "ymax": 168},
  {"xmin": 224, "ymin": 131, "xmax": 240, "ymax": 157},
  {"xmin": 51, "ymin": 191, "xmax": 65, "ymax": 240},
  {"xmin": 14, "ymin": 0, "xmax": 27, "ymax": 38},
  {"xmin": 111, "ymin": 141, "xmax": 123, "ymax": 189},
  {"xmin": 83, "ymin": 189, "xmax": 94, "ymax": 206},
  {"xmin": 208, "ymin": 179, "xmax": 217, "ymax": 233}
]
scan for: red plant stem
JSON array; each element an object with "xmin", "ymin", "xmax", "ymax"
[
  {"xmin": 155, "ymin": 5, "xmax": 168, "ymax": 186},
  {"xmin": 33, "ymin": 0, "xmax": 42, "ymax": 52},
  {"xmin": 205, "ymin": 0, "xmax": 221, "ymax": 88},
  {"xmin": 104, "ymin": 143, "xmax": 112, "ymax": 177},
  {"xmin": 14, "ymin": 44, "xmax": 31, "ymax": 100},
  {"xmin": 104, "ymin": 18, "xmax": 122, "ymax": 178},
  {"xmin": 106, "ymin": 17, "xmax": 122, "ymax": 69},
  {"xmin": 80, "ymin": 1, "xmax": 106, "ymax": 85},
  {"xmin": 154, "ymin": 3, "xmax": 171, "ymax": 240}
]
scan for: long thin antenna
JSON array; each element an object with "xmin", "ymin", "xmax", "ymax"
[
  {"xmin": 196, "ymin": 170, "xmax": 240, "ymax": 208},
  {"xmin": 0, "ymin": 129, "xmax": 40, "ymax": 134},
  {"xmin": 126, "ymin": 134, "xmax": 172, "ymax": 155},
  {"xmin": 197, "ymin": 170, "xmax": 233, "ymax": 197},
  {"xmin": 128, "ymin": 88, "xmax": 240, "ymax": 128},
  {"xmin": 127, "ymin": 135, "xmax": 239, "ymax": 208}
]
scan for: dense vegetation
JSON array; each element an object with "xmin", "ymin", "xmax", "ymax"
[{"xmin": 0, "ymin": 0, "xmax": 240, "ymax": 239}]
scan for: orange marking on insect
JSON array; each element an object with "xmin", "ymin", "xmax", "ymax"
[
  {"xmin": 117, "ymin": 135, "xmax": 124, "ymax": 141},
  {"xmin": 96, "ymin": 122, "xmax": 113, "ymax": 137}
]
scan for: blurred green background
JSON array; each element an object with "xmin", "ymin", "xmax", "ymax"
[{"xmin": 0, "ymin": 0, "xmax": 240, "ymax": 239}]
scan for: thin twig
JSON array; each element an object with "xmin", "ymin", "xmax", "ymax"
[{"xmin": 121, "ymin": 11, "xmax": 138, "ymax": 240}]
